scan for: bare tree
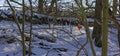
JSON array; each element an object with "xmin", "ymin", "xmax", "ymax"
[{"xmin": 102, "ymin": 0, "xmax": 109, "ymax": 56}]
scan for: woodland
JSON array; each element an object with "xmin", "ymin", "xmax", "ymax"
[{"xmin": 0, "ymin": 0, "xmax": 120, "ymax": 56}]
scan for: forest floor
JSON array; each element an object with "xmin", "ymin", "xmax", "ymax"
[{"xmin": 0, "ymin": 20, "xmax": 120, "ymax": 56}]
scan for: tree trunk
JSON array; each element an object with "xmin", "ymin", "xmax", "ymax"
[
  {"xmin": 38, "ymin": 0, "xmax": 44, "ymax": 13},
  {"xmin": 22, "ymin": 0, "xmax": 26, "ymax": 56},
  {"xmin": 118, "ymin": 0, "xmax": 120, "ymax": 49},
  {"xmin": 28, "ymin": 0, "xmax": 33, "ymax": 56},
  {"xmin": 119, "ymin": 0, "xmax": 120, "ymax": 16},
  {"xmin": 113, "ymin": 0, "xmax": 117, "ymax": 15},
  {"xmin": 102, "ymin": 0, "xmax": 108, "ymax": 56},
  {"xmin": 92, "ymin": 0, "xmax": 102, "ymax": 47},
  {"xmin": 118, "ymin": 29, "xmax": 120, "ymax": 48}
]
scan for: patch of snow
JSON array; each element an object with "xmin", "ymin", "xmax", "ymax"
[{"xmin": 0, "ymin": 20, "xmax": 120, "ymax": 56}]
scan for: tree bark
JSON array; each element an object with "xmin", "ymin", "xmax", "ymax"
[
  {"xmin": 102, "ymin": 0, "xmax": 108, "ymax": 56},
  {"xmin": 92, "ymin": 0, "xmax": 102, "ymax": 47}
]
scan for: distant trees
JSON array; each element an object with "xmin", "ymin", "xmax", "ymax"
[
  {"xmin": 38, "ymin": 0, "xmax": 44, "ymax": 13},
  {"xmin": 109, "ymin": 0, "xmax": 120, "ymax": 50},
  {"xmin": 112, "ymin": 0, "xmax": 120, "ymax": 47},
  {"xmin": 48, "ymin": 0, "xmax": 56, "ymax": 13}
]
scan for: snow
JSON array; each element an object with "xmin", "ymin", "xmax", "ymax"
[
  {"xmin": 0, "ymin": 9, "xmax": 94, "ymax": 24},
  {"xmin": 87, "ymin": 18, "xmax": 94, "ymax": 23},
  {"xmin": 0, "ymin": 20, "xmax": 120, "ymax": 56},
  {"xmin": 0, "ymin": 9, "xmax": 119, "ymax": 55},
  {"xmin": 117, "ymin": 18, "xmax": 120, "ymax": 24},
  {"xmin": 34, "ymin": 13, "xmax": 47, "ymax": 19}
]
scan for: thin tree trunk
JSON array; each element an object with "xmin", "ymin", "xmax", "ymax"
[
  {"xmin": 6, "ymin": 0, "xmax": 22, "ymax": 34},
  {"xmin": 28, "ymin": 0, "xmax": 33, "ymax": 56},
  {"xmin": 118, "ymin": 29, "xmax": 120, "ymax": 48},
  {"xmin": 6, "ymin": 0, "xmax": 26, "ymax": 56},
  {"xmin": 119, "ymin": 0, "xmax": 120, "ymax": 48},
  {"xmin": 113, "ymin": 0, "xmax": 117, "ymax": 15},
  {"xmin": 22, "ymin": 0, "xmax": 26, "ymax": 56},
  {"xmin": 102, "ymin": 0, "xmax": 108, "ymax": 56},
  {"xmin": 92, "ymin": 0, "xmax": 102, "ymax": 47},
  {"xmin": 119, "ymin": 0, "xmax": 120, "ymax": 16},
  {"xmin": 52, "ymin": 0, "xmax": 57, "ymax": 34}
]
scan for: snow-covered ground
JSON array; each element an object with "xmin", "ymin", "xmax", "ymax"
[{"xmin": 0, "ymin": 20, "xmax": 120, "ymax": 56}]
